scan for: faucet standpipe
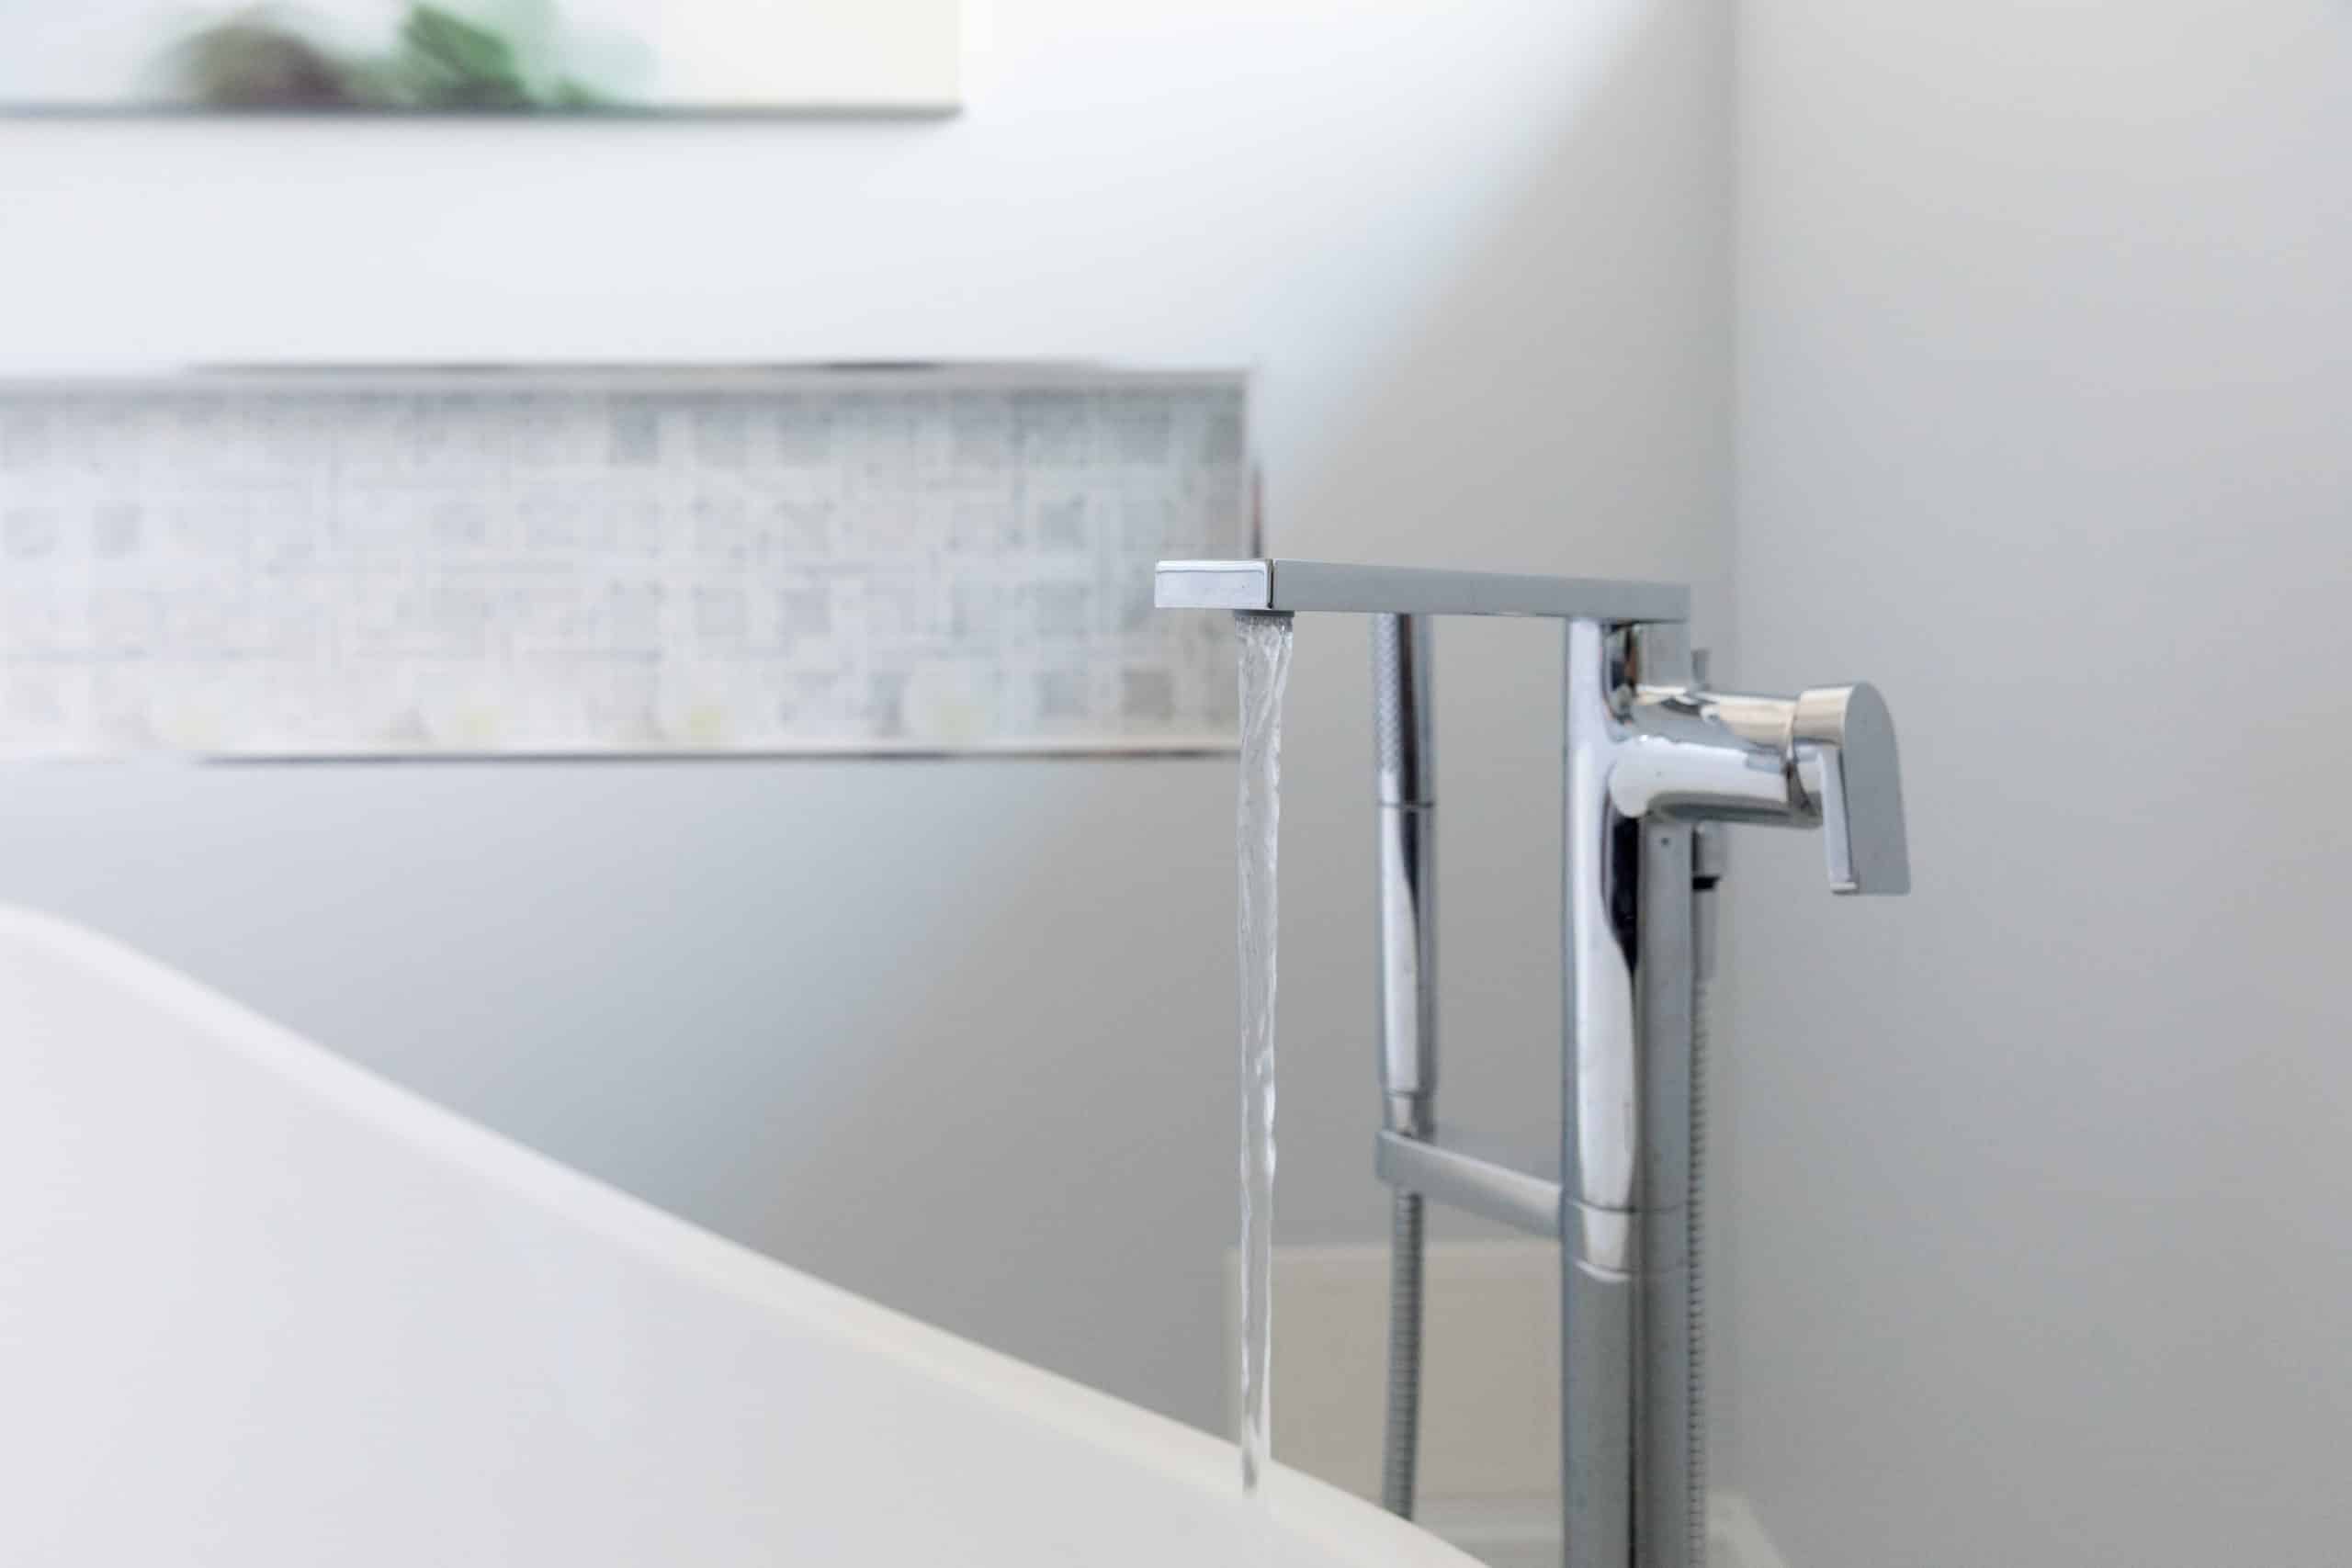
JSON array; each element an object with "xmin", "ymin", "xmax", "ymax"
[{"xmin": 1155, "ymin": 560, "xmax": 1909, "ymax": 1568}]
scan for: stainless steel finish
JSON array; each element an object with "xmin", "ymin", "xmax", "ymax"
[
  {"xmin": 1792, "ymin": 683, "xmax": 1909, "ymax": 895},
  {"xmin": 1561, "ymin": 619, "xmax": 1695, "ymax": 1568},
  {"xmin": 1382, "ymin": 1189, "xmax": 1427, "ymax": 1518},
  {"xmin": 1561, "ymin": 621, "xmax": 1909, "ymax": 1568},
  {"xmin": 1373, "ymin": 613, "xmax": 1438, "ymax": 1521},
  {"xmin": 1156, "ymin": 558, "xmax": 1689, "ymax": 623},
  {"xmin": 1374, "ymin": 1129, "xmax": 1563, "ymax": 1236},
  {"xmin": 1156, "ymin": 558, "xmax": 1276, "ymax": 611},
  {"xmin": 1684, "ymin": 964, "xmax": 1715, "ymax": 1568},
  {"xmin": 1611, "ymin": 679, "xmax": 1908, "ymax": 895},
  {"xmin": 1155, "ymin": 557, "xmax": 1908, "ymax": 1568},
  {"xmin": 1682, "ymin": 641, "xmax": 1722, "ymax": 1568},
  {"xmin": 1690, "ymin": 820, "xmax": 1724, "ymax": 988},
  {"xmin": 1374, "ymin": 615, "xmax": 1439, "ymax": 1136}
]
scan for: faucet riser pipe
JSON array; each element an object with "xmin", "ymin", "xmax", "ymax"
[{"xmin": 1564, "ymin": 619, "xmax": 1696, "ymax": 1568}]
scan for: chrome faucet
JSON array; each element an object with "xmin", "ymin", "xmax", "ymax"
[{"xmin": 1156, "ymin": 558, "xmax": 1909, "ymax": 1568}]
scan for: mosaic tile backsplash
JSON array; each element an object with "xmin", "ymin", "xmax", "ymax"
[{"xmin": 0, "ymin": 371, "xmax": 1250, "ymax": 757}]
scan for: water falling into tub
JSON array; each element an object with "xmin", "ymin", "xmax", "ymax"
[{"xmin": 1234, "ymin": 611, "xmax": 1294, "ymax": 1498}]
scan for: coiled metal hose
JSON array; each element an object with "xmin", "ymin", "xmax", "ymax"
[
  {"xmin": 1382, "ymin": 1189, "xmax": 1426, "ymax": 1517},
  {"xmin": 1688, "ymin": 975, "xmax": 1712, "ymax": 1565}
]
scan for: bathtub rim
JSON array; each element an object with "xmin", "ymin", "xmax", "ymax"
[{"xmin": 0, "ymin": 900, "xmax": 1478, "ymax": 1567}]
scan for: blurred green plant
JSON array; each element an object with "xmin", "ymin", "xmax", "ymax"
[{"xmin": 164, "ymin": 3, "xmax": 632, "ymax": 110}]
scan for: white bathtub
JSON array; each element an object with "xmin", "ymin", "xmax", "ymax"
[{"xmin": 0, "ymin": 906, "xmax": 1472, "ymax": 1567}]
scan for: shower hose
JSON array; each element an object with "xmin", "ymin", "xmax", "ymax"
[{"xmin": 1381, "ymin": 1188, "xmax": 1425, "ymax": 1517}]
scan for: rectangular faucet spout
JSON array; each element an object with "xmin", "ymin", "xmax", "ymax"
[{"xmin": 1155, "ymin": 558, "xmax": 1690, "ymax": 622}]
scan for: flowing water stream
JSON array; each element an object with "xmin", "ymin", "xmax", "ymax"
[{"xmin": 1234, "ymin": 611, "xmax": 1294, "ymax": 1497}]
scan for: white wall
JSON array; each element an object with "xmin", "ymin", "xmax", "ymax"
[
  {"xmin": 0, "ymin": 0, "xmax": 1733, "ymax": 1443},
  {"xmin": 1729, "ymin": 4, "xmax": 2352, "ymax": 1562}
]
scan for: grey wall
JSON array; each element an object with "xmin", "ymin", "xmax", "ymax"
[
  {"xmin": 1727, "ymin": 3, "xmax": 2352, "ymax": 1562},
  {"xmin": 0, "ymin": 0, "xmax": 1732, "ymax": 1437}
]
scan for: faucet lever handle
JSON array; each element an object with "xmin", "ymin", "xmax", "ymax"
[{"xmin": 1791, "ymin": 683, "xmax": 1910, "ymax": 896}]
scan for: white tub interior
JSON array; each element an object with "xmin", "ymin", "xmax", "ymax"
[{"xmin": 0, "ymin": 906, "xmax": 1473, "ymax": 1566}]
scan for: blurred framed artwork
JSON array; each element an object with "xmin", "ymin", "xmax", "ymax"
[{"xmin": 0, "ymin": 0, "xmax": 957, "ymax": 113}]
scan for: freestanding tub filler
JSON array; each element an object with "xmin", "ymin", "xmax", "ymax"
[{"xmin": 1157, "ymin": 558, "xmax": 1910, "ymax": 1568}]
